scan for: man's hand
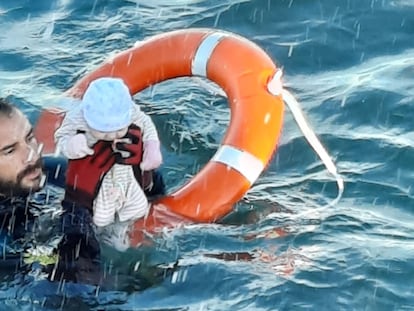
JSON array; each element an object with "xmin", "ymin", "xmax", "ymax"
[
  {"xmin": 114, "ymin": 124, "xmax": 143, "ymax": 165},
  {"xmin": 64, "ymin": 140, "xmax": 115, "ymax": 210},
  {"xmin": 114, "ymin": 124, "xmax": 154, "ymax": 189},
  {"xmin": 114, "ymin": 125, "xmax": 162, "ymax": 171}
]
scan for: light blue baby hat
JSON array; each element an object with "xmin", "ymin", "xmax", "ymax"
[{"xmin": 82, "ymin": 77, "xmax": 133, "ymax": 132}]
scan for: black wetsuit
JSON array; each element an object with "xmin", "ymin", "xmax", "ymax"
[
  {"xmin": 0, "ymin": 155, "xmax": 165, "ymax": 284},
  {"xmin": 0, "ymin": 156, "xmax": 66, "ymax": 268}
]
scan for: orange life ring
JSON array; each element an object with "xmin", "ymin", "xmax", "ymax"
[{"xmin": 34, "ymin": 29, "xmax": 284, "ymax": 242}]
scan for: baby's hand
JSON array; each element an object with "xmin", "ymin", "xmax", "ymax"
[
  {"xmin": 141, "ymin": 140, "xmax": 162, "ymax": 171},
  {"xmin": 65, "ymin": 134, "xmax": 94, "ymax": 159}
]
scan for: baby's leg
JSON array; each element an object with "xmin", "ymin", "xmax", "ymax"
[
  {"xmin": 92, "ymin": 179, "xmax": 117, "ymax": 227},
  {"xmin": 117, "ymin": 180, "xmax": 149, "ymax": 223}
]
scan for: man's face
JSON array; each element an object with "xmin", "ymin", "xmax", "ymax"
[{"xmin": 0, "ymin": 109, "xmax": 43, "ymax": 196}]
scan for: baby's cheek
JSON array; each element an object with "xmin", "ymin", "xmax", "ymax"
[
  {"xmin": 117, "ymin": 128, "xmax": 128, "ymax": 138},
  {"xmin": 103, "ymin": 133, "xmax": 117, "ymax": 141},
  {"xmin": 90, "ymin": 131, "xmax": 106, "ymax": 140}
]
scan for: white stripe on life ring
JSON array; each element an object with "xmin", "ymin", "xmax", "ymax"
[
  {"xmin": 192, "ymin": 32, "xmax": 228, "ymax": 77},
  {"xmin": 212, "ymin": 145, "xmax": 264, "ymax": 185}
]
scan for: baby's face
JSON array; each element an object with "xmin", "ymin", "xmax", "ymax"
[{"xmin": 90, "ymin": 127, "xmax": 128, "ymax": 141}]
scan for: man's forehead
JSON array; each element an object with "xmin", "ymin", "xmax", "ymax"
[{"xmin": 0, "ymin": 110, "xmax": 31, "ymax": 147}]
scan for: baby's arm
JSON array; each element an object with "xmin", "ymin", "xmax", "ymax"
[
  {"xmin": 131, "ymin": 107, "xmax": 162, "ymax": 170},
  {"xmin": 54, "ymin": 108, "xmax": 94, "ymax": 159},
  {"xmin": 54, "ymin": 111, "xmax": 76, "ymax": 157}
]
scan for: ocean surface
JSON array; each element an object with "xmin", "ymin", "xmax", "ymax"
[{"xmin": 1, "ymin": 0, "xmax": 414, "ymax": 310}]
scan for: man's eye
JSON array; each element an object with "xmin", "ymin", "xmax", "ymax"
[
  {"xmin": 27, "ymin": 134, "xmax": 36, "ymax": 142},
  {"xmin": 3, "ymin": 148, "xmax": 14, "ymax": 155}
]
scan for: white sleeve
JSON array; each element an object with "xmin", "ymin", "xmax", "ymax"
[
  {"xmin": 131, "ymin": 105, "xmax": 159, "ymax": 142},
  {"xmin": 55, "ymin": 107, "xmax": 86, "ymax": 157}
]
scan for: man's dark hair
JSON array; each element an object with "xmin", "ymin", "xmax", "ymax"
[{"xmin": 0, "ymin": 98, "xmax": 16, "ymax": 117}]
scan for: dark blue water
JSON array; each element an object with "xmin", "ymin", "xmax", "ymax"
[{"xmin": 1, "ymin": 0, "xmax": 414, "ymax": 310}]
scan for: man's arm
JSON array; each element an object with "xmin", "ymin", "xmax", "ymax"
[{"xmin": 48, "ymin": 141, "xmax": 116, "ymax": 284}]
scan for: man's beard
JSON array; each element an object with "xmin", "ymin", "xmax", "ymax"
[{"xmin": 0, "ymin": 159, "xmax": 44, "ymax": 197}]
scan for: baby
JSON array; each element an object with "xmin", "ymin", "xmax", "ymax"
[{"xmin": 55, "ymin": 77, "xmax": 162, "ymax": 250}]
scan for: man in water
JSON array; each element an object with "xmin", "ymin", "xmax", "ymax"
[
  {"xmin": 0, "ymin": 96, "xmax": 288, "ymax": 291},
  {"xmin": 0, "ymin": 97, "xmax": 164, "ymax": 284}
]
